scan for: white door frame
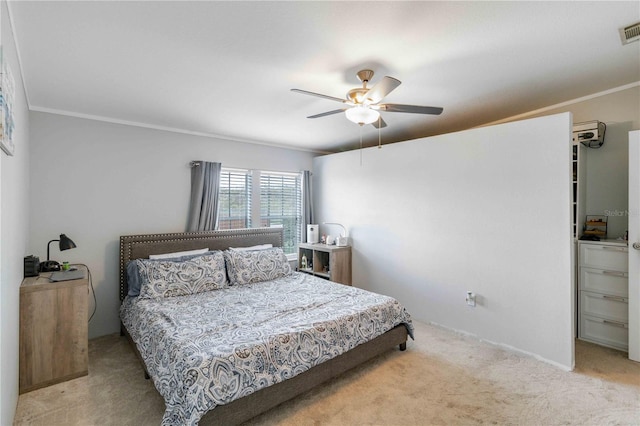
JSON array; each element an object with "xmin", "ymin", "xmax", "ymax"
[{"xmin": 629, "ymin": 130, "xmax": 639, "ymax": 362}]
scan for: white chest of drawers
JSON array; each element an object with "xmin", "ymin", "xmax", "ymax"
[{"xmin": 578, "ymin": 240, "xmax": 629, "ymax": 351}]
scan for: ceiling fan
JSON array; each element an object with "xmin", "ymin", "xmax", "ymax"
[{"xmin": 291, "ymin": 69, "xmax": 443, "ymax": 128}]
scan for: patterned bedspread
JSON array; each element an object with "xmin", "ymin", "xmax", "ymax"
[{"xmin": 120, "ymin": 272, "xmax": 413, "ymax": 425}]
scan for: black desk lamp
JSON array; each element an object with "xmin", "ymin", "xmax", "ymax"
[{"xmin": 39, "ymin": 234, "xmax": 77, "ymax": 272}]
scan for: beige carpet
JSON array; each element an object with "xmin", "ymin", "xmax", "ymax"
[{"xmin": 14, "ymin": 321, "xmax": 640, "ymax": 425}]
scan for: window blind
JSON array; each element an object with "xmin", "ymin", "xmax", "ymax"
[
  {"xmin": 218, "ymin": 168, "xmax": 252, "ymax": 230},
  {"xmin": 260, "ymin": 171, "xmax": 302, "ymax": 254}
]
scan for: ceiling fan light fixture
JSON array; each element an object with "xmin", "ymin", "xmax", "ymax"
[
  {"xmin": 345, "ymin": 105, "xmax": 380, "ymax": 125},
  {"xmin": 292, "ymin": 69, "xmax": 443, "ymax": 128}
]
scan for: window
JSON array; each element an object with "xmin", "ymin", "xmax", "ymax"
[
  {"xmin": 260, "ymin": 172, "xmax": 302, "ymax": 255},
  {"xmin": 217, "ymin": 168, "xmax": 303, "ymax": 256},
  {"xmin": 217, "ymin": 169, "xmax": 252, "ymax": 230}
]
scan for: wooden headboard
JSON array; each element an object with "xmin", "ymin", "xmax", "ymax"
[{"xmin": 119, "ymin": 227, "xmax": 284, "ymax": 301}]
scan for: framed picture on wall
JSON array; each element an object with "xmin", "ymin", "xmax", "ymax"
[{"xmin": 0, "ymin": 48, "xmax": 16, "ymax": 156}]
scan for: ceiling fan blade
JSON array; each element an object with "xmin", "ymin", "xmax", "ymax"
[
  {"xmin": 381, "ymin": 104, "xmax": 444, "ymax": 115},
  {"xmin": 307, "ymin": 109, "xmax": 346, "ymax": 119},
  {"xmin": 291, "ymin": 88, "xmax": 346, "ymax": 104},
  {"xmin": 364, "ymin": 76, "xmax": 401, "ymax": 104},
  {"xmin": 371, "ymin": 116, "xmax": 387, "ymax": 129}
]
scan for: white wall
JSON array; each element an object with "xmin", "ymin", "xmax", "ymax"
[
  {"xmin": 0, "ymin": 1, "xmax": 31, "ymax": 423},
  {"xmin": 29, "ymin": 112, "xmax": 316, "ymax": 338},
  {"xmin": 519, "ymin": 85, "xmax": 640, "ymax": 239},
  {"xmin": 313, "ymin": 113, "xmax": 574, "ymax": 369}
]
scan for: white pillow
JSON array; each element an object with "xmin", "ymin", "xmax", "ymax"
[
  {"xmin": 228, "ymin": 244, "xmax": 273, "ymax": 252},
  {"xmin": 149, "ymin": 247, "xmax": 209, "ymax": 260}
]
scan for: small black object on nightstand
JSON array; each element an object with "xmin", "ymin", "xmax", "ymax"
[{"xmin": 23, "ymin": 255, "xmax": 40, "ymax": 278}]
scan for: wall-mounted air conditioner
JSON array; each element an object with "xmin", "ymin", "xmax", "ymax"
[{"xmin": 573, "ymin": 120, "xmax": 606, "ymax": 148}]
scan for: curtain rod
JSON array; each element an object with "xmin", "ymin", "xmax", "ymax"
[{"xmin": 189, "ymin": 162, "xmax": 311, "ymax": 175}]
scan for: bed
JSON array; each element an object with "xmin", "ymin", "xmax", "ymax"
[{"xmin": 119, "ymin": 228, "xmax": 413, "ymax": 425}]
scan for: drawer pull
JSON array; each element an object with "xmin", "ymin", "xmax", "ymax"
[
  {"xmin": 602, "ymin": 270, "xmax": 626, "ymax": 277},
  {"xmin": 601, "ymin": 246, "xmax": 627, "ymax": 252},
  {"xmin": 602, "ymin": 295, "xmax": 627, "ymax": 303},
  {"xmin": 602, "ymin": 319, "xmax": 627, "ymax": 328}
]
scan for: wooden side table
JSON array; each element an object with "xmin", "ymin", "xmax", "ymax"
[
  {"xmin": 19, "ymin": 267, "xmax": 89, "ymax": 393},
  {"xmin": 298, "ymin": 243, "xmax": 352, "ymax": 285}
]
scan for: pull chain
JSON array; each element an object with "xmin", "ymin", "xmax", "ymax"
[
  {"xmin": 359, "ymin": 124, "xmax": 363, "ymax": 166},
  {"xmin": 378, "ymin": 115, "xmax": 382, "ymax": 149}
]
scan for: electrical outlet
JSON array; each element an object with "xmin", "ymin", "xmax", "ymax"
[{"xmin": 466, "ymin": 291, "xmax": 476, "ymax": 307}]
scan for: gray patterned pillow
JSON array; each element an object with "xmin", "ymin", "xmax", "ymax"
[
  {"xmin": 137, "ymin": 252, "xmax": 228, "ymax": 299},
  {"xmin": 224, "ymin": 247, "xmax": 292, "ymax": 285}
]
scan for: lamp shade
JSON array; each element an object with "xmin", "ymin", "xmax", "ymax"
[
  {"xmin": 345, "ymin": 105, "xmax": 380, "ymax": 125},
  {"xmin": 46, "ymin": 233, "xmax": 77, "ymax": 261},
  {"xmin": 59, "ymin": 234, "xmax": 76, "ymax": 251}
]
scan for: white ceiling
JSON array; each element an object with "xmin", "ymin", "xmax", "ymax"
[{"xmin": 8, "ymin": 1, "xmax": 640, "ymax": 153}]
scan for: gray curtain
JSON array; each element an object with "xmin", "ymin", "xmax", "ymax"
[
  {"xmin": 187, "ymin": 161, "xmax": 221, "ymax": 232},
  {"xmin": 302, "ymin": 170, "xmax": 314, "ymax": 241}
]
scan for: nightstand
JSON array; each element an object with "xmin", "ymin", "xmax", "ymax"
[
  {"xmin": 298, "ymin": 243, "xmax": 352, "ymax": 285},
  {"xmin": 19, "ymin": 267, "xmax": 89, "ymax": 393}
]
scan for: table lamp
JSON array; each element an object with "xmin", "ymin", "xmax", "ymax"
[{"xmin": 39, "ymin": 233, "xmax": 77, "ymax": 272}]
